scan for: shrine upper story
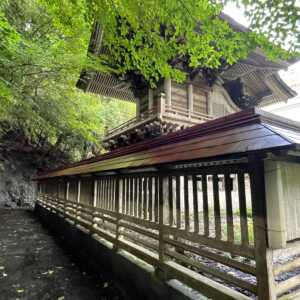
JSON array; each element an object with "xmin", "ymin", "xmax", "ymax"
[{"xmin": 76, "ymin": 15, "xmax": 297, "ymax": 151}]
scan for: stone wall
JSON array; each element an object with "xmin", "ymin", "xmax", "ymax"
[{"xmin": 0, "ymin": 151, "xmax": 37, "ymax": 208}]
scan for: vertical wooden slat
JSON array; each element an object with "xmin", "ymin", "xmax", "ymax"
[
  {"xmin": 103, "ymin": 179, "xmax": 107, "ymax": 209},
  {"xmin": 77, "ymin": 180, "xmax": 81, "ymax": 204},
  {"xmin": 107, "ymin": 179, "xmax": 110, "ymax": 210},
  {"xmin": 130, "ymin": 177, "xmax": 134, "ymax": 216},
  {"xmin": 154, "ymin": 176, "xmax": 159, "ymax": 223},
  {"xmin": 138, "ymin": 177, "xmax": 143, "ymax": 218},
  {"xmin": 96, "ymin": 179, "xmax": 99, "ymax": 208},
  {"xmin": 122, "ymin": 178, "xmax": 126, "ymax": 213},
  {"xmin": 134, "ymin": 177, "xmax": 138, "ymax": 217},
  {"xmin": 202, "ymin": 174, "xmax": 209, "ymax": 236},
  {"xmin": 112, "ymin": 179, "xmax": 116, "ymax": 211},
  {"xmin": 238, "ymin": 171, "xmax": 249, "ymax": 246},
  {"xmin": 184, "ymin": 175, "xmax": 190, "ymax": 231},
  {"xmin": 224, "ymin": 173, "xmax": 234, "ymax": 243},
  {"xmin": 213, "ymin": 174, "xmax": 221, "ymax": 240},
  {"xmin": 143, "ymin": 177, "xmax": 148, "ymax": 219},
  {"xmin": 110, "ymin": 179, "xmax": 114, "ymax": 211},
  {"xmin": 126, "ymin": 177, "xmax": 130, "ymax": 215},
  {"xmin": 93, "ymin": 179, "xmax": 97, "ymax": 207},
  {"xmin": 115, "ymin": 178, "xmax": 120, "ymax": 212},
  {"xmin": 148, "ymin": 177, "xmax": 153, "ymax": 221},
  {"xmin": 192, "ymin": 175, "xmax": 199, "ymax": 233},
  {"xmin": 114, "ymin": 178, "xmax": 120, "ymax": 250},
  {"xmin": 175, "ymin": 176, "xmax": 181, "ymax": 229},
  {"xmin": 158, "ymin": 175, "xmax": 164, "ymax": 264},
  {"xmin": 106, "ymin": 179, "xmax": 109, "ymax": 210},
  {"xmin": 168, "ymin": 176, "xmax": 173, "ymax": 226},
  {"xmin": 99, "ymin": 179, "xmax": 103, "ymax": 208}
]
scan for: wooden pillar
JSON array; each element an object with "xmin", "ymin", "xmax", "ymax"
[
  {"xmin": 187, "ymin": 83, "xmax": 193, "ymax": 118},
  {"xmin": 164, "ymin": 79, "xmax": 172, "ymax": 106},
  {"xmin": 250, "ymin": 161, "xmax": 276, "ymax": 300},
  {"xmin": 158, "ymin": 93, "xmax": 165, "ymax": 117},
  {"xmin": 148, "ymin": 89, "xmax": 154, "ymax": 111},
  {"xmin": 264, "ymin": 160, "xmax": 287, "ymax": 249}
]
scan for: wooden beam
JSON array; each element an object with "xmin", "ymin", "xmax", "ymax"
[{"xmin": 148, "ymin": 89, "xmax": 154, "ymax": 110}]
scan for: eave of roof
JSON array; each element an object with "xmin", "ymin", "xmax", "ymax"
[{"xmin": 35, "ymin": 108, "xmax": 300, "ymax": 180}]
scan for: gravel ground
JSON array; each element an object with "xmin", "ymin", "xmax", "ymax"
[{"xmin": 0, "ymin": 209, "xmax": 124, "ymax": 300}]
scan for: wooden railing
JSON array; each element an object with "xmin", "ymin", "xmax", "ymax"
[
  {"xmin": 164, "ymin": 104, "xmax": 213, "ymax": 123},
  {"xmin": 104, "ymin": 108, "xmax": 157, "ymax": 138},
  {"xmin": 37, "ymin": 162, "xmax": 272, "ymax": 300},
  {"xmin": 104, "ymin": 103, "xmax": 213, "ymax": 140}
]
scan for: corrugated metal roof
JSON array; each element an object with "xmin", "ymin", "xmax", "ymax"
[{"xmin": 36, "ymin": 109, "xmax": 300, "ymax": 179}]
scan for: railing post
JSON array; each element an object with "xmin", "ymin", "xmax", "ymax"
[{"xmin": 250, "ymin": 161, "xmax": 276, "ymax": 300}]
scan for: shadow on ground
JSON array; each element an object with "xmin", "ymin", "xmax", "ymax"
[{"xmin": 0, "ymin": 209, "xmax": 124, "ymax": 300}]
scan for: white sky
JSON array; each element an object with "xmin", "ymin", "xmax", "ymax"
[{"xmin": 224, "ymin": 4, "xmax": 300, "ymax": 121}]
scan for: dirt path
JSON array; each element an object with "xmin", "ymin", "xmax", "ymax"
[{"xmin": 0, "ymin": 209, "xmax": 124, "ymax": 300}]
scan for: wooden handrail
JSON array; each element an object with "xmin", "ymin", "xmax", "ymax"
[{"xmin": 37, "ymin": 164, "xmax": 259, "ymax": 300}]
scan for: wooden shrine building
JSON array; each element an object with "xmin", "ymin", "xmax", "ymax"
[
  {"xmin": 77, "ymin": 14, "xmax": 296, "ymax": 151},
  {"xmin": 34, "ymin": 13, "xmax": 300, "ymax": 300}
]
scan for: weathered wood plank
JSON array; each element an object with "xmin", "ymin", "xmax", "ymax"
[
  {"xmin": 213, "ymin": 174, "xmax": 221, "ymax": 240},
  {"xmin": 148, "ymin": 176, "xmax": 153, "ymax": 221},
  {"xmin": 134, "ymin": 177, "xmax": 138, "ymax": 217},
  {"xmin": 168, "ymin": 176, "xmax": 174, "ymax": 226},
  {"xmin": 164, "ymin": 237, "xmax": 256, "ymax": 275},
  {"xmin": 250, "ymin": 162, "xmax": 276, "ymax": 300},
  {"xmin": 192, "ymin": 175, "xmax": 199, "ymax": 233},
  {"xmin": 138, "ymin": 177, "xmax": 143, "ymax": 218},
  {"xmin": 202, "ymin": 174, "xmax": 209, "ymax": 236},
  {"xmin": 225, "ymin": 172, "xmax": 234, "ymax": 243},
  {"xmin": 143, "ymin": 177, "xmax": 148, "ymax": 219},
  {"xmin": 122, "ymin": 178, "xmax": 126, "ymax": 213},
  {"xmin": 154, "ymin": 177, "xmax": 159, "ymax": 223},
  {"xmin": 164, "ymin": 261, "xmax": 252, "ymax": 300},
  {"xmin": 238, "ymin": 172, "xmax": 249, "ymax": 246},
  {"xmin": 166, "ymin": 250, "xmax": 257, "ymax": 293},
  {"xmin": 130, "ymin": 177, "xmax": 134, "ymax": 216},
  {"xmin": 176, "ymin": 176, "xmax": 181, "ymax": 229},
  {"xmin": 184, "ymin": 175, "xmax": 190, "ymax": 231}
]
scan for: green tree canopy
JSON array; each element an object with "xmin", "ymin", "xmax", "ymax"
[
  {"xmin": 43, "ymin": 0, "xmax": 299, "ymax": 87},
  {"xmin": 0, "ymin": 0, "xmax": 135, "ymax": 167}
]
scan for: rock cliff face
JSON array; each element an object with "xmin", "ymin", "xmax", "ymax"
[{"xmin": 0, "ymin": 151, "xmax": 37, "ymax": 208}]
